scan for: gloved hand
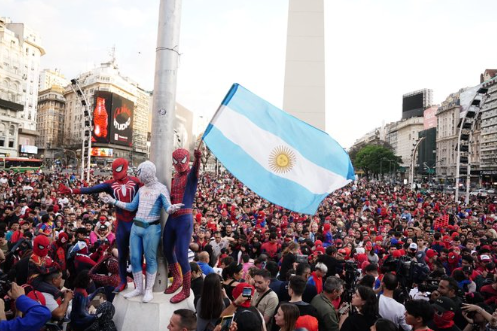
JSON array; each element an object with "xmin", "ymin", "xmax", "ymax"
[
  {"xmin": 194, "ymin": 149, "xmax": 202, "ymax": 159},
  {"xmin": 167, "ymin": 203, "xmax": 184, "ymax": 214},
  {"xmin": 58, "ymin": 183, "xmax": 72, "ymax": 195},
  {"xmin": 100, "ymin": 194, "xmax": 116, "ymax": 205}
]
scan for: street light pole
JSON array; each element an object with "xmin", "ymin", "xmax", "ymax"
[
  {"xmin": 410, "ymin": 137, "xmax": 425, "ymax": 186},
  {"xmin": 149, "ymin": 0, "xmax": 183, "ymax": 292}
]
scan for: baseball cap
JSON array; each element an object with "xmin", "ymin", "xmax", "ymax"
[
  {"xmin": 480, "ymin": 255, "xmax": 492, "ymax": 262},
  {"xmin": 409, "ymin": 243, "xmax": 418, "ymax": 250},
  {"xmin": 232, "ymin": 283, "xmax": 254, "ymax": 308},
  {"xmin": 426, "ymin": 249, "xmax": 437, "ymax": 259},
  {"xmin": 432, "ymin": 296, "xmax": 457, "ymax": 313}
]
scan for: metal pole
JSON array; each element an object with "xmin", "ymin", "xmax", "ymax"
[
  {"xmin": 410, "ymin": 137, "xmax": 425, "ymax": 187},
  {"xmin": 149, "ymin": 0, "xmax": 183, "ymax": 292},
  {"xmin": 80, "ymin": 137, "xmax": 85, "ymax": 179}
]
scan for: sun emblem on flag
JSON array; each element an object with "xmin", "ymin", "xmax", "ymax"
[{"xmin": 269, "ymin": 146, "xmax": 296, "ymax": 174}]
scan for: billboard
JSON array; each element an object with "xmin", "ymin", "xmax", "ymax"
[
  {"xmin": 423, "ymin": 106, "xmax": 437, "ymax": 130},
  {"xmin": 92, "ymin": 92, "xmax": 134, "ymax": 146},
  {"xmin": 90, "ymin": 148, "xmax": 113, "ymax": 157},
  {"xmin": 110, "ymin": 94, "xmax": 134, "ymax": 146},
  {"xmin": 402, "ymin": 89, "xmax": 432, "ymax": 120},
  {"xmin": 20, "ymin": 145, "xmax": 38, "ymax": 154},
  {"xmin": 403, "ymin": 93, "xmax": 424, "ymax": 112},
  {"xmin": 92, "ymin": 91, "xmax": 112, "ymax": 143}
]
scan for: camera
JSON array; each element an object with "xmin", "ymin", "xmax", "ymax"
[
  {"xmin": 296, "ymin": 254, "xmax": 308, "ymax": 263},
  {"xmin": 0, "ymin": 270, "xmax": 11, "ymax": 299}
]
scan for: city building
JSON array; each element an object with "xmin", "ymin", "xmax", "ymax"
[
  {"xmin": 435, "ymin": 90, "xmax": 464, "ymax": 180},
  {"xmin": 38, "ymin": 69, "xmax": 68, "ymax": 91},
  {"xmin": 63, "ymin": 59, "xmax": 150, "ymax": 165},
  {"xmin": 392, "ymin": 117, "xmax": 424, "ymax": 169},
  {"xmin": 0, "ymin": 17, "xmax": 44, "ymax": 156},
  {"xmin": 480, "ymin": 70, "xmax": 497, "ymax": 184},
  {"xmin": 36, "ymin": 85, "xmax": 65, "ymax": 163},
  {"xmin": 283, "ymin": 0, "xmax": 325, "ymax": 130},
  {"xmin": 63, "ymin": 58, "xmax": 194, "ymax": 166}
]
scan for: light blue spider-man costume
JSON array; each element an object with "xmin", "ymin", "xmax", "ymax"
[
  {"xmin": 102, "ymin": 161, "xmax": 182, "ymax": 303},
  {"xmin": 58, "ymin": 158, "xmax": 140, "ymax": 293}
]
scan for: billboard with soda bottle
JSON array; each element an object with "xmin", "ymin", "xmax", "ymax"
[{"xmin": 92, "ymin": 91, "xmax": 112, "ymax": 143}]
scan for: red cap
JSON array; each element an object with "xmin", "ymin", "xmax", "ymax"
[
  {"xmin": 232, "ymin": 283, "xmax": 254, "ymax": 308},
  {"xmin": 375, "ymin": 236, "xmax": 383, "ymax": 242},
  {"xmin": 426, "ymin": 249, "xmax": 437, "ymax": 259}
]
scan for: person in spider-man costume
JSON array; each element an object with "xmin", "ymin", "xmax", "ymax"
[
  {"xmin": 163, "ymin": 148, "xmax": 201, "ymax": 304},
  {"xmin": 58, "ymin": 158, "xmax": 141, "ymax": 293}
]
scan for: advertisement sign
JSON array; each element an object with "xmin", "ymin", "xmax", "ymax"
[
  {"xmin": 90, "ymin": 148, "xmax": 114, "ymax": 157},
  {"xmin": 92, "ymin": 91, "xmax": 112, "ymax": 143},
  {"xmin": 110, "ymin": 94, "xmax": 134, "ymax": 146},
  {"xmin": 20, "ymin": 145, "xmax": 38, "ymax": 154},
  {"xmin": 423, "ymin": 106, "xmax": 437, "ymax": 130}
]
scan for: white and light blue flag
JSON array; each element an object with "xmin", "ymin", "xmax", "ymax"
[{"xmin": 202, "ymin": 84, "xmax": 355, "ymax": 215}]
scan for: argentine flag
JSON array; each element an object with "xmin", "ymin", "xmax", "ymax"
[{"xmin": 202, "ymin": 84, "xmax": 355, "ymax": 215}]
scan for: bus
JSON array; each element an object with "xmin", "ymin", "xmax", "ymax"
[{"xmin": 0, "ymin": 157, "xmax": 43, "ymax": 173}]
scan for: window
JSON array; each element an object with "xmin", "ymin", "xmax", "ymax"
[{"xmin": 0, "ymin": 124, "xmax": 5, "ymax": 147}]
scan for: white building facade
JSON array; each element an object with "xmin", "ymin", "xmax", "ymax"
[{"xmin": 0, "ymin": 18, "xmax": 44, "ymax": 156}]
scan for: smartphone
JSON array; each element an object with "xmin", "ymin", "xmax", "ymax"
[
  {"xmin": 338, "ymin": 303, "xmax": 350, "ymax": 314},
  {"xmin": 242, "ymin": 287, "xmax": 252, "ymax": 300},
  {"xmin": 220, "ymin": 315, "xmax": 233, "ymax": 331}
]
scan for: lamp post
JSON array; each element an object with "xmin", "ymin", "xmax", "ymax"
[{"xmin": 410, "ymin": 137, "xmax": 425, "ymax": 186}]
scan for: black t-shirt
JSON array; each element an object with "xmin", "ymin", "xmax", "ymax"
[
  {"xmin": 279, "ymin": 253, "xmax": 296, "ymax": 280},
  {"xmin": 317, "ymin": 254, "xmax": 340, "ymax": 279},
  {"xmin": 340, "ymin": 313, "xmax": 377, "ymax": 331}
]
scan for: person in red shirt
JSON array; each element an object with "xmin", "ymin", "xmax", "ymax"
[{"xmin": 261, "ymin": 233, "xmax": 280, "ymax": 260}]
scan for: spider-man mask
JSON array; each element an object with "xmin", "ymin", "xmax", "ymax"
[
  {"xmin": 34, "ymin": 235, "xmax": 50, "ymax": 257},
  {"xmin": 172, "ymin": 148, "xmax": 190, "ymax": 173},
  {"xmin": 112, "ymin": 158, "xmax": 128, "ymax": 181}
]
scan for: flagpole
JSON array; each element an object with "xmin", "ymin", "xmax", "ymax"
[{"xmin": 150, "ymin": 0, "xmax": 183, "ymax": 293}]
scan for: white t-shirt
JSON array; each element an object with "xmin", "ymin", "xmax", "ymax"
[
  {"xmin": 379, "ymin": 295, "xmax": 412, "ymax": 331},
  {"xmin": 41, "ymin": 292, "xmax": 59, "ymax": 312}
]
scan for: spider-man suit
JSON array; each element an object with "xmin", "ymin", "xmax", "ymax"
[
  {"xmin": 101, "ymin": 161, "xmax": 183, "ymax": 303},
  {"xmin": 163, "ymin": 148, "xmax": 201, "ymax": 304},
  {"xmin": 58, "ymin": 158, "xmax": 141, "ymax": 292}
]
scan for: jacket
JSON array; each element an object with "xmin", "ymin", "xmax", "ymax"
[
  {"xmin": 311, "ymin": 293, "xmax": 339, "ymax": 331},
  {"xmin": 0, "ymin": 295, "xmax": 51, "ymax": 331}
]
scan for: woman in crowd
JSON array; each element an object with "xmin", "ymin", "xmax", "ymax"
[
  {"xmin": 196, "ymin": 273, "xmax": 231, "ymax": 331},
  {"xmin": 190, "ymin": 261, "xmax": 204, "ymax": 307},
  {"xmin": 339, "ymin": 286, "xmax": 379, "ymax": 331},
  {"xmin": 274, "ymin": 303, "xmax": 300, "ymax": 331},
  {"xmin": 279, "ymin": 242, "xmax": 299, "ymax": 281},
  {"xmin": 222, "ymin": 262, "xmax": 243, "ymax": 301}
]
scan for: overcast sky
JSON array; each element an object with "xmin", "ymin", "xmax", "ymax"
[{"xmin": 2, "ymin": 0, "xmax": 497, "ymax": 148}]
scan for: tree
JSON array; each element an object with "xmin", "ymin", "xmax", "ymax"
[{"xmin": 354, "ymin": 145, "xmax": 401, "ymax": 180}]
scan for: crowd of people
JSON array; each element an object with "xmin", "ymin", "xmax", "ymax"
[{"xmin": 2, "ymin": 167, "xmax": 497, "ymax": 331}]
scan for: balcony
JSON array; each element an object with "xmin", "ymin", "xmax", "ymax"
[{"xmin": 0, "ymin": 97, "xmax": 23, "ymax": 112}]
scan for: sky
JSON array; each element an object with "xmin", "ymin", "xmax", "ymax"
[{"xmin": 2, "ymin": 0, "xmax": 497, "ymax": 148}]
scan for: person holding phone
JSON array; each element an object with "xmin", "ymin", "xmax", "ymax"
[
  {"xmin": 217, "ymin": 283, "xmax": 265, "ymax": 331},
  {"xmin": 196, "ymin": 273, "xmax": 231, "ymax": 331}
]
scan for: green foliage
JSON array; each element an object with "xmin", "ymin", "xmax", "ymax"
[{"xmin": 353, "ymin": 145, "xmax": 401, "ymax": 179}]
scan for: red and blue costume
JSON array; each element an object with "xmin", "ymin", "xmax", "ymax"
[
  {"xmin": 163, "ymin": 148, "xmax": 201, "ymax": 303},
  {"xmin": 58, "ymin": 158, "xmax": 141, "ymax": 292}
]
